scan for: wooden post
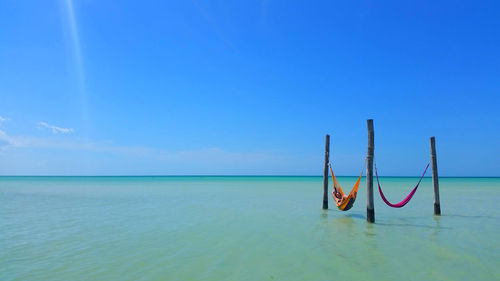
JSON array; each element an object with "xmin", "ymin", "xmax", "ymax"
[
  {"xmin": 322, "ymin": 134, "xmax": 330, "ymax": 209},
  {"xmin": 430, "ymin": 137, "xmax": 441, "ymax": 215},
  {"xmin": 366, "ymin": 119, "xmax": 375, "ymax": 223}
]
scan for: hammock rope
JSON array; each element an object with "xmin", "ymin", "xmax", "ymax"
[
  {"xmin": 375, "ymin": 163, "xmax": 430, "ymax": 208},
  {"xmin": 329, "ymin": 163, "xmax": 363, "ymax": 211}
]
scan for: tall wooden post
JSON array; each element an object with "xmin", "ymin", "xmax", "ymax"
[
  {"xmin": 366, "ymin": 120, "xmax": 375, "ymax": 223},
  {"xmin": 322, "ymin": 134, "xmax": 330, "ymax": 209},
  {"xmin": 430, "ymin": 137, "xmax": 441, "ymax": 215}
]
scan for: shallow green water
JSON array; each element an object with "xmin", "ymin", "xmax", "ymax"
[{"xmin": 1, "ymin": 176, "xmax": 499, "ymax": 281}]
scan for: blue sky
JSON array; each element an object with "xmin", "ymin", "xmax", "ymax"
[{"xmin": 0, "ymin": 0, "xmax": 498, "ymax": 176}]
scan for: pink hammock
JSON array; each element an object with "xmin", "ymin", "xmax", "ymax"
[{"xmin": 375, "ymin": 163, "xmax": 429, "ymax": 208}]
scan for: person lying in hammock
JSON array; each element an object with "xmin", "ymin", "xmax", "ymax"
[{"xmin": 332, "ymin": 187, "xmax": 348, "ymax": 206}]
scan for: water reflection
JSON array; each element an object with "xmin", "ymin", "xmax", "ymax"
[
  {"xmin": 363, "ymin": 222, "xmax": 384, "ymax": 268},
  {"xmin": 320, "ymin": 209, "xmax": 329, "ymax": 220},
  {"xmin": 364, "ymin": 222, "xmax": 376, "ymax": 237},
  {"xmin": 431, "ymin": 215, "xmax": 441, "ymax": 237}
]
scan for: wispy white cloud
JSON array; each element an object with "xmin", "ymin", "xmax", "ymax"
[
  {"xmin": 0, "ymin": 118, "xmax": 300, "ymax": 174},
  {"xmin": 0, "ymin": 116, "xmax": 9, "ymax": 126},
  {"xmin": 0, "ymin": 116, "xmax": 15, "ymax": 150},
  {"xmin": 0, "ymin": 130, "xmax": 15, "ymax": 150},
  {"xmin": 0, "ymin": 126, "xmax": 294, "ymax": 174},
  {"xmin": 37, "ymin": 122, "xmax": 74, "ymax": 134}
]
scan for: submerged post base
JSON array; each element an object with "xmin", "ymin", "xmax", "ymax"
[
  {"xmin": 322, "ymin": 201, "xmax": 328, "ymax": 210},
  {"xmin": 434, "ymin": 203, "xmax": 441, "ymax": 215},
  {"xmin": 367, "ymin": 208, "xmax": 375, "ymax": 223}
]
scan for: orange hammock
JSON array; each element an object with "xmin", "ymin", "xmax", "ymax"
[{"xmin": 329, "ymin": 164, "xmax": 363, "ymax": 211}]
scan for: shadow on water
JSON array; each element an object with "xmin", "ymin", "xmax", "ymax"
[
  {"xmin": 372, "ymin": 215, "xmax": 453, "ymax": 230},
  {"xmin": 441, "ymin": 214, "xmax": 498, "ymax": 220},
  {"xmin": 331, "ymin": 216, "xmax": 361, "ymax": 240},
  {"xmin": 344, "ymin": 213, "xmax": 365, "ymax": 220},
  {"xmin": 319, "ymin": 209, "xmax": 453, "ymax": 231},
  {"xmin": 319, "ymin": 209, "xmax": 365, "ymax": 220},
  {"xmin": 333, "ymin": 216, "xmax": 356, "ymax": 225},
  {"xmin": 376, "ymin": 221, "xmax": 452, "ymax": 230},
  {"xmin": 318, "ymin": 210, "xmax": 363, "ymax": 240},
  {"xmin": 318, "ymin": 210, "xmax": 358, "ymax": 226}
]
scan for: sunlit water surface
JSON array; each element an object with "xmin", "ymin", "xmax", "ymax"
[{"xmin": 1, "ymin": 176, "xmax": 499, "ymax": 281}]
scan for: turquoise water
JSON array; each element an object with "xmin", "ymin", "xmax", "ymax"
[{"xmin": 1, "ymin": 176, "xmax": 499, "ymax": 281}]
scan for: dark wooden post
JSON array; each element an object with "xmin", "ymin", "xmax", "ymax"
[
  {"xmin": 366, "ymin": 119, "xmax": 375, "ymax": 223},
  {"xmin": 430, "ymin": 137, "xmax": 441, "ymax": 215},
  {"xmin": 322, "ymin": 134, "xmax": 330, "ymax": 209}
]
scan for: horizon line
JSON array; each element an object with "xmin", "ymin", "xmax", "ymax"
[{"xmin": 0, "ymin": 175, "xmax": 498, "ymax": 178}]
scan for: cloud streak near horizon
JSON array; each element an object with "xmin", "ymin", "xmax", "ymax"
[
  {"xmin": 0, "ymin": 117, "xmax": 295, "ymax": 175},
  {"xmin": 0, "ymin": 116, "xmax": 9, "ymax": 125},
  {"xmin": 0, "ymin": 116, "xmax": 15, "ymax": 150},
  {"xmin": 37, "ymin": 122, "xmax": 74, "ymax": 134}
]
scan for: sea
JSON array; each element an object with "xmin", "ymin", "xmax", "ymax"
[{"xmin": 1, "ymin": 176, "xmax": 499, "ymax": 281}]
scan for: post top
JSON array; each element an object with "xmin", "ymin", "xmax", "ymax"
[{"xmin": 367, "ymin": 119, "xmax": 374, "ymax": 130}]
